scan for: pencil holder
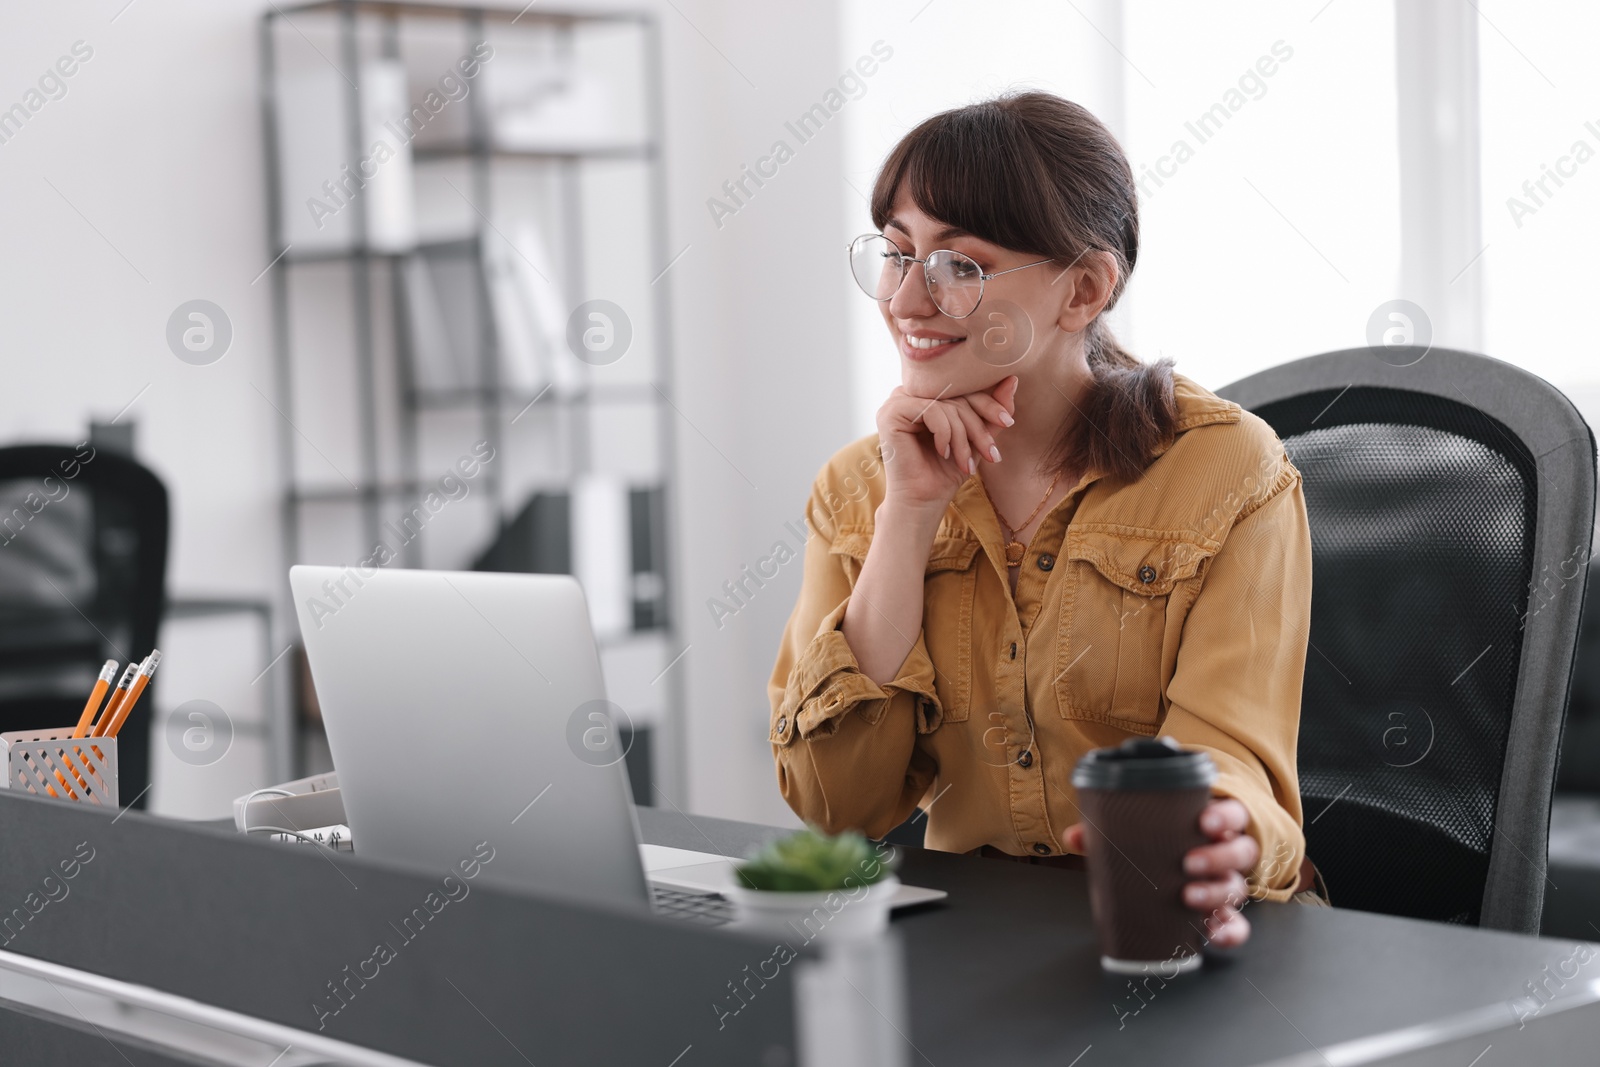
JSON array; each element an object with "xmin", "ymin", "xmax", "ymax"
[{"xmin": 0, "ymin": 727, "xmax": 118, "ymax": 807}]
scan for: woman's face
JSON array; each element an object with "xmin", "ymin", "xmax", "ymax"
[{"xmin": 878, "ymin": 190, "xmax": 1072, "ymax": 401}]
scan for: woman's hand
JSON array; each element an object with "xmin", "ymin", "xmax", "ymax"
[
  {"xmin": 1060, "ymin": 797, "xmax": 1259, "ymax": 949},
  {"xmin": 876, "ymin": 375, "xmax": 1019, "ymax": 521}
]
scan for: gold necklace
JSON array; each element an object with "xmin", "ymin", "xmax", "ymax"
[{"xmin": 979, "ymin": 469, "xmax": 1063, "ymax": 569}]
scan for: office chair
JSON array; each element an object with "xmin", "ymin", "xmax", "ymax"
[
  {"xmin": 1219, "ymin": 346, "xmax": 1596, "ymax": 933},
  {"xmin": 0, "ymin": 444, "xmax": 168, "ymax": 807}
]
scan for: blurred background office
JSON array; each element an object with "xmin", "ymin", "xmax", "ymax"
[{"xmin": 0, "ymin": 0, "xmax": 1595, "ymax": 854}]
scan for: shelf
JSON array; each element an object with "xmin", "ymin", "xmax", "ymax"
[
  {"xmin": 289, "ymin": 483, "xmax": 445, "ymax": 504},
  {"xmin": 407, "ymin": 383, "xmax": 661, "ymax": 408},
  {"xmin": 267, "ymin": 2, "xmax": 650, "ymax": 28},
  {"xmin": 412, "ymin": 142, "xmax": 656, "ymax": 163},
  {"xmin": 280, "ymin": 235, "xmax": 478, "ymax": 267},
  {"xmin": 263, "ymin": 0, "xmax": 680, "ymax": 787},
  {"xmin": 165, "ymin": 595, "xmax": 272, "ymax": 621}
]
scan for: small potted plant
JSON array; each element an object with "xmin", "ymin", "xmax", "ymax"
[{"xmin": 725, "ymin": 826, "xmax": 901, "ymax": 940}]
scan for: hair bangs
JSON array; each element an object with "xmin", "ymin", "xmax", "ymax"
[{"xmin": 869, "ymin": 103, "xmax": 1057, "ymax": 258}]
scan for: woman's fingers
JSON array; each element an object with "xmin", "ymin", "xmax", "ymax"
[
  {"xmin": 993, "ymin": 374, "xmax": 1019, "ymax": 417},
  {"xmin": 888, "ymin": 391, "xmax": 954, "ymax": 457},
  {"xmin": 1199, "ymin": 798, "xmax": 1251, "ymax": 838},
  {"xmin": 1203, "ymin": 905, "xmax": 1250, "ymax": 948},
  {"xmin": 950, "ymin": 401, "xmax": 1000, "ymax": 465},
  {"xmin": 944, "ymin": 405, "xmax": 977, "ymax": 474},
  {"xmin": 964, "ymin": 388, "xmax": 1015, "ymax": 431},
  {"xmin": 917, "ymin": 404, "xmax": 952, "ymax": 460},
  {"xmin": 1068, "ymin": 817, "xmax": 1252, "ymax": 946},
  {"xmin": 1183, "ymin": 870, "xmax": 1248, "ymax": 913},
  {"xmin": 923, "ymin": 404, "xmax": 976, "ymax": 474},
  {"xmin": 1184, "ymin": 831, "xmax": 1260, "ymax": 877},
  {"xmin": 879, "ymin": 382, "xmax": 1017, "ymax": 476}
]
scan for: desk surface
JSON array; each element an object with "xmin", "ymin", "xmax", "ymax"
[{"xmin": 638, "ymin": 806, "xmax": 1600, "ymax": 1066}]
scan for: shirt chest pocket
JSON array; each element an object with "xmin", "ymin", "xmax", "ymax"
[
  {"xmin": 1054, "ymin": 528, "xmax": 1219, "ymax": 734},
  {"xmin": 831, "ymin": 526, "xmax": 982, "ymax": 724}
]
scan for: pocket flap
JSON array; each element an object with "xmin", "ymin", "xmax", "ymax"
[
  {"xmin": 830, "ymin": 524, "xmax": 982, "ymax": 573},
  {"xmin": 1064, "ymin": 526, "xmax": 1221, "ymax": 595}
]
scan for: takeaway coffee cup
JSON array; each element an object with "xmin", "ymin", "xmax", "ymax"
[{"xmin": 1072, "ymin": 736, "xmax": 1217, "ymax": 975}]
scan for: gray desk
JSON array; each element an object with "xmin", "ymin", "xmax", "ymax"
[
  {"xmin": 639, "ymin": 806, "xmax": 1600, "ymax": 1066},
  {"xmin": 2, "ymin": 792, "xmax": 1598, "ymax": 1066},
  {"xmin": 0, "ymin": 792, "xmax": 803, "ymax": 1067}
]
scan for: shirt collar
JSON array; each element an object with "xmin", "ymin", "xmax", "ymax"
[{"xmin": 947, "ymin": 373, "xmax": 1241, "ymax": 551}]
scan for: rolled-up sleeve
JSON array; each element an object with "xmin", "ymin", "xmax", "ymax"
[
  {"xmin": 768, "ymin": 486, "xmax": 942, "ymax": 840},
  {"xmin": 1160, "ymin": 467, "xmax": 1313, "ymax": 903}
]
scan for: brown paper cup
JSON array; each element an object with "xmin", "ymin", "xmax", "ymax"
[{"xmin": 1073, "ymin": 737, "xmax": 1217, "ymax": 974}]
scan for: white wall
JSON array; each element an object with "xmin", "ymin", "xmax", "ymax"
[
  {"xmin": 0, "ymin": 1, "xmax": 282, "ymax": 814},
  {"xmin": 1477, "ymin": 0, "xmax": 1600, "ymax": 416},
  {"xmin": 661, "ymin": 2, "xmax": 854, "ymax": 826},
  {"xmin": 0, "ymin": 0, "xmax": 857, "ymax": 827}
]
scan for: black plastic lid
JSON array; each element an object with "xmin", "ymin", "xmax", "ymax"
[{"xmin": 1071, "ymin": 736, "xmax": 1217, "ymax": 791}]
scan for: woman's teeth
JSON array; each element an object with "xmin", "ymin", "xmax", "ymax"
[{"xmin": 906, "ymin": 336, "xmax": 959, "ymax": 349}]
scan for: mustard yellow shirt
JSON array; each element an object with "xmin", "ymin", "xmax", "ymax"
[{"xmin": 767, "ymin": 374, "xmax": 1313, "ymax": 902}]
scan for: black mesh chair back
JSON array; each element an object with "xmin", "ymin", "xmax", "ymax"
[
  {"xmin": 0, "ymin": 444, "xmax": 168, "ymax": 805},
  {"xmin": 1220, "ymin": 347, "xmax": 1595, "ymax": 932}
]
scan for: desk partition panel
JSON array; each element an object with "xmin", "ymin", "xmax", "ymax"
[{"xmin": 0, "ymin": 791, "xmax": 804, "ymax": 1066}]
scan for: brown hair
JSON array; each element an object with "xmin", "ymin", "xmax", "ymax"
[{"xmin": 869, "ymin": 90, "xmax": 1177, "ymax": 483}]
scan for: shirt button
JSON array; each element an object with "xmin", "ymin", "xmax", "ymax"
[
  {"xmin": 775, "ymin": 715, "xmax": 787, "ymax": 734},
  {"xmin": 1037, "ymin": 553, "xmax": 1055, "ymax": 571},
  {"xmin": 1009, "ymin": 642, "xmax": 1017, "ymax": 660},
  {"xmin": 1017, "ymin": 750, "xmax": 1033, "ymax": 768},
  {"xmin": 1139, "ymin": 565, "xmax": 1157, "ymax": 584},
  {"xmin": 1032, "ymin": 843, "xmax": 1051, "ymax": 855}
]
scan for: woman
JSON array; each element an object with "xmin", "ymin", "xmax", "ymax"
[{"xmin": 766, "ymin": 91, "xmax": 1327, "ymax": 949}]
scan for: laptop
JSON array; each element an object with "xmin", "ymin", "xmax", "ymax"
[{"xmin": 289, "ymin": 565, "xmax": 946, "ymax": 924}]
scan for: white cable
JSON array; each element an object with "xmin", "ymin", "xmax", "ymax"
[{"xmin": 236, "ymin": 786, "xmax": 296, "ymax": 832}]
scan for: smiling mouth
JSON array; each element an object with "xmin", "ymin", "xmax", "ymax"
[{"xmin": 901, "ymin": 333, "xmax": 964, "ymax": 357}]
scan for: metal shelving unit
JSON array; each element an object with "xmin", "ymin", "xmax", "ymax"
[{"xmin": 258, "ymin": 0, "xmax": 683, "ymax": 800}]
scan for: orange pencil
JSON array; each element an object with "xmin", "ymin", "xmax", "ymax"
[
  {"xmin": 54, "ymin": 660, "xmax": 141, "ymax": 797},
  {"xmin": 50, "ymin": 660, "xmax": 120, "ymax": 799},
  {"xmin": 72, "ymin": 660, "xmax": 119, "ymax": 738},
  {"xmin": 101, "ymin": 650, "xmax": 161, "ymax": 739},
  {"xmin": 91, "ymin": 662, "xmax": 139, "ymax": 737}
]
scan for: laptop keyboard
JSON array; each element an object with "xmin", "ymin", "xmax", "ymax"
[{"xmin": 650, "ymin": 884, "xmax": 733, "ymax": 926}]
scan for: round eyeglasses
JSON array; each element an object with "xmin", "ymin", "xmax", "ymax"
[{"xmin": 848, "ymin": 233, "xmax": 1054, "ymax": 319}]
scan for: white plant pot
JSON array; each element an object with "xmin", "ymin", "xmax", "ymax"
[{"xmin": 724, "ymin": 876, "xmax": 900, "ymax": 941}]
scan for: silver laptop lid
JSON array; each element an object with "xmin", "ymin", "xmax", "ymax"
[{"xmin": 289, "ymin": 565, "xmax": 648, "ymax": 910}]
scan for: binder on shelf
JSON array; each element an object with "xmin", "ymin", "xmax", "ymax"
[
  {"xmin": 401, "ymin": 250, "xmax": 472, "ymax": 390},
  {"xmin": 506, "ymin": 220, "xmax": 583, "ymax": 397},
  {"xmin": 473, "ymin": 490, "xmax": 571, "ymax": 575},
  {"xmin": 472, "ymin": 483, "xmax": 668, "ymax": 636},
  {"xmin": 405, "ymin": 226, "xmax": 567, "ymax": 399},
  {"xmin": 401, "ymin": 239, "xmax": 505, "ymax": 392},
  {"xmin": 482, "ymin": 236, "xmax": 547, "ymax": 395}
]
